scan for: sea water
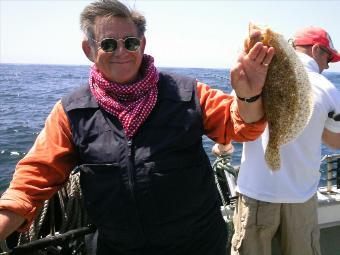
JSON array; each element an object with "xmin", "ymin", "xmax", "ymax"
[{"xmin": 1, "ymin": 64, "xmax": 339, "ymax": 192}]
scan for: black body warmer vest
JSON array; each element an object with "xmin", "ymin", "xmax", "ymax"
[{"xmin": 61, "ymin": 72, "xmax": 225, "ymax": 251}]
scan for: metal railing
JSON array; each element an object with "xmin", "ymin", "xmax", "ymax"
[{"xmin": 321, "ymin": 154, "xmax": 340, "ymax": 193}]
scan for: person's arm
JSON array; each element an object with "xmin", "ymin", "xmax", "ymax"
[
  {"xmin": 322, "ymin": 128, "xmax": 340, "ymax": 149},
  {"xmin": 0, "ymin": 210, "xmax": 25, "ymax": 240},
  {"xmin": 197, "ymin": 82, "xmax": 266, "ymax": 144},
  {"xmin": 230, "ymin": 32, "xmax": 275, "ymax": 123},
  {"xmin": 0, "ymin": 101, "xmax": 77, "ymax": 238}
]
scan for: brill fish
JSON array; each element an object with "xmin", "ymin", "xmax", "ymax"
[{"xmin": 244, "ymin": 23, "xmax": 313, "ymax": 170}]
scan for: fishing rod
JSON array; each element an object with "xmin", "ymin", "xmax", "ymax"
[{"xmin": 0, "ymin": 225, "xmax": 96, "ymax": 255}]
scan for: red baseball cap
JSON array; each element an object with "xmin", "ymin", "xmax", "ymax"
[{"xmin": 293, "ymin": 27, "xmax": 340, "ymax": 62}]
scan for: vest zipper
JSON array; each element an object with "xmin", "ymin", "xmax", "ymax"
[
  {"xmin": 127, "ymin": 139, "xmax": 146, "ymax": 241},
  {"xmin": 127, "ymin": 140, "xmax": 135, "ymax": 195}
]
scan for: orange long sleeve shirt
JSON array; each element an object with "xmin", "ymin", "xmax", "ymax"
[{"xmin": 0, "ymin": 82, "xmax": 266, "ymax": 230}]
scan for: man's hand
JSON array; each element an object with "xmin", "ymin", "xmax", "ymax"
[
  {"xmin": 212, "ymin": 143, "xmax": 234, "ymax": 156},
  {"xmin": 230, "ymin": 31, "xmax": 274, "ymax": 123},
  {"xmin": 231, "ymin": 41, "xmax": 274, "ymax": 99},
  {"xmin": 322, "ymin": 128, "xmax": 340, "ymax": 149},
  {"xmin": 0, "ymin": 210, "xmax": 25, "ymax": 240}
]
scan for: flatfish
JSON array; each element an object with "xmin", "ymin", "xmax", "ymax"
[{"xmin": 244, "ymin": 23, "xmax": 313, "ymax": 170}]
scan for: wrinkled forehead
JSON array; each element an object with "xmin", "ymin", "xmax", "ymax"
[{"xmin": 93, "ymin": 16, "xmax": 138, "ymax": 39}]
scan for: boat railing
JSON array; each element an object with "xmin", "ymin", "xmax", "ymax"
[{"xmin": 320, "ymin": 153, "xmax": 340, "ymax": 193}]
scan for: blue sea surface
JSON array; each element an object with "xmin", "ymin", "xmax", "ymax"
[{"xmin": 0, "ymin": 64, "xmax": 339, "ymax": 193}]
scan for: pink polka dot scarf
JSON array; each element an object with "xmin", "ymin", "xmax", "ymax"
[{"xmin": 89, "ymin": 54, "xmax": 159, "ymax": 138}]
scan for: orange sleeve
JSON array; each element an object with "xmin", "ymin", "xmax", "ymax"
[
  {"xmin": 197, "ymin": 82, "xmax": 266, "ymax": 144},
  {"xmin": 0, "ymin": 101, "xmax": 77, "ymax": 231}
]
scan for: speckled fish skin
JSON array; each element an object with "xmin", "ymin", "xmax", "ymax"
[{"xmin": 245, "ymin": 24, "xmax": 313, "ymax": 170}]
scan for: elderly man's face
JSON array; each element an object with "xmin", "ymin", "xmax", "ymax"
[{"xmin": 92, "ymin": 16, "xmax": 145, "ymax": 84}]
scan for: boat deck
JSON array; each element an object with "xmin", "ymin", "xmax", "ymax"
[
  {"xmin": 320, "ymin": 225, "xmax": 340, "ymax": 255},
  {"xmin": 318, "ymin": 187, "xmax": 340, "ymax": 255},
  {"xmin": 318, "ymin": 186, "xmax": 340, "ymax": 228}
]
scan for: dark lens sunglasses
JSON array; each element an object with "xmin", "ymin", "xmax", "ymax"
[{"xmin": 92, "ymin": 37, "xmax": 141, "ymax": 52}]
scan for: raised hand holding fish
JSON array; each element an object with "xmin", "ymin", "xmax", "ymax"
[{"xmin": 230, "ymin": 30, "xmax": 275, "ymax": 124}]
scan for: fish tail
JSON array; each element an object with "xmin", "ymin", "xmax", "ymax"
[{"xmin": 265, "ymin": 145, "xmax": 281, "ymax": 170}]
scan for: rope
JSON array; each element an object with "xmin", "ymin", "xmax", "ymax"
[
  {"xmin": 59, "ymin": 171, "xmax": 87, "ymax": 233},
  {"xmin": 9, "ymin": 169, "xmax": 91, "ymax": 254},
  {"xmin": 212, "ymin": 153, "xmax": 238, "ymax": 178},
  {"xmin": 212, "ymin": 153, "xmax": 238, "ymax": 254},
  {"xmin": 0, "ymin": 241, "xmax": 9, "ymax": 253}
]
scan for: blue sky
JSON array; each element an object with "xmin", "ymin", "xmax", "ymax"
[{"xmin": 1, "ymin": 0, "xmax": 340, "ymax": 72}]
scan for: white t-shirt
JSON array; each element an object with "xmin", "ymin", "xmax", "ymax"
[{"xmin": 237, "ymin": 52, "xmax": 340, "ymax": 203}]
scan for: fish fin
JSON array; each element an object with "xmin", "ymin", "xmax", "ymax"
[{"xmin": 246, "ymin": 22, "xmax": 270, "ymax": 51}]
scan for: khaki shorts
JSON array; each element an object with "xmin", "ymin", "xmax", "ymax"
[{"xmin": 231, "ymin": 194, "xmax": 321, "ymax": 255}]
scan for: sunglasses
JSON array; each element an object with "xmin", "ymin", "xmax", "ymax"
[{"xmin": 92, "ymin": 37, "xmax": 141, "ymax": 53}]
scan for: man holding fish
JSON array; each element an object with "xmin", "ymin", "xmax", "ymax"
[
  {"xmin": 216, "ymin": 27, "xmax": 340, "ymax": 255},
  {"xmin": 0, "ymin": 1, "xmax": 275, "ymax": 254}
]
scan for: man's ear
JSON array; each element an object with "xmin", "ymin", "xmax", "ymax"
[
  {"xmin": 82, "ymin": 40, "xmax": 95, "ymax": 62},
  {"xmin": 311, "ymin": 44, "xmax": 320, "ymax": 58}
]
